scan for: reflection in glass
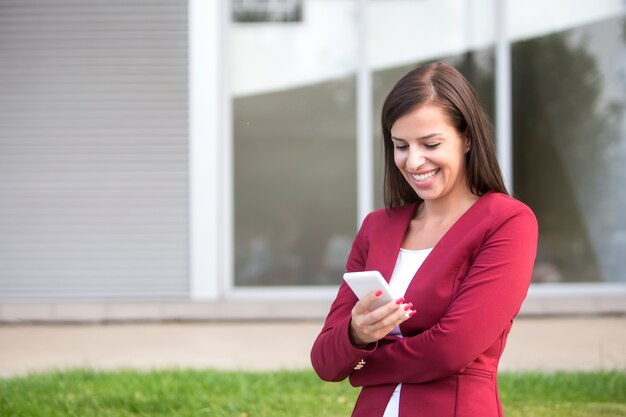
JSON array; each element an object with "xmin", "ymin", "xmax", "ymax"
[
  {"xmin": 233, "ymin": 79, "xmax": 357, "ymax": 286},
  {"xmin": 232, "ymin": 0, "xmax": 303, "ymax": 23},
  {"xmin": 513, "ymin": 16, "xmax": 626, "ymax": 282},
  {"xmin": 231, "ymin": 1, "xmax": 358, "ymax": 286}
]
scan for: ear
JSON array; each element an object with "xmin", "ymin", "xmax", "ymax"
[{"xmin": 464, "ymin": 136, "xmax": 471, "ymax": 154}]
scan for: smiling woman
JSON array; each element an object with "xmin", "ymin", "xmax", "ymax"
[
  {"xmin": 311, "ymin": 63, "xmax": 538, "ymax": 417},
  {"xmin": 390, "ymin": 104, "xmax": 469, "ymax": 203},
  {"xmin": 381, "ymin": 63, "xmax": 506, "ymax": 210}
]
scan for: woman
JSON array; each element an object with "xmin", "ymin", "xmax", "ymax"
[{"xmin": 310, "ymin": 63, "xmax": 538, "ymax": 417}]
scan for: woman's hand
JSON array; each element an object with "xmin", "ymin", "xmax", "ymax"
[{"xmin": 349, "ymin": 291, "xmax": 415, "ymax": 348}]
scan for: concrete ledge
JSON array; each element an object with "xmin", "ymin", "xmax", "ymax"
[
  {"xmin": 0, "ymin": 298, "xmax": 625, "ymax": 323},
  {"xmin": 522, "ymin": 283, "xmax": 626, "ymax": 316},
  {"xmin": 1, "ymin": 284, "xmax": 625, "ymax": 322},
  {"xmin": 0, "ymin": 300, "xmax": 334, "ymax": 323},
  {"xmin": 0, "ymin": 317, "xmax": 624, "ymax": 377}
]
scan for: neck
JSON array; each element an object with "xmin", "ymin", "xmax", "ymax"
[{"xmin": 417, "ymin": 187, "xmax": 479, "ymax": 225}]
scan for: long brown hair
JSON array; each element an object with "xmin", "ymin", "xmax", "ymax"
[{"xmin": 382, "ymin": 62, "xmax": 507, "ymax": 209}]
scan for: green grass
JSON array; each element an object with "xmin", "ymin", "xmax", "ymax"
[
  {"xmin": 0, "ymin": 369, "xmax": 624, "ymax": 417},
  {"xmin": 499, "ymin": 372, "xmax": 626, "ymax": 417}
]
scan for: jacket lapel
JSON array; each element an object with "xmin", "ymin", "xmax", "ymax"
[{"xmin": 377, "ymin": 203, "xmax": 419, "ymax": 283}]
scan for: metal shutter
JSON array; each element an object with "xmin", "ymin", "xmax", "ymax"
[{"xmin": 0, "ymin": 0, "xmax": 189, "ymax": 298}]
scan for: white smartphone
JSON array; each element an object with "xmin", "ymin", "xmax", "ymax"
[{"xmin": 343, "ymin": 270, "xmax": 397, "ymax": 311}]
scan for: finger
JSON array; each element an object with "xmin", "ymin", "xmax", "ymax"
[
  {"xmin": 353, "ymin": 290, "xmax": 387, "ymax": 315},
  {"xmin": 351, "ymin": 298, "xmax": 399, "ymax": 338},
  {"xmin": 353, "ymin": 303, "xmax": 416, "ymax": 344},
  {"xmin": 396, "ymin": 302, "xmax": 416, "ymax": 322},
  {"xmin": 374, "ymin": 302, "xmax": 411, "ymax": 329},
  {"xmin": 365, "ymin": 297, "xmax": 406, "ymax": 322}
]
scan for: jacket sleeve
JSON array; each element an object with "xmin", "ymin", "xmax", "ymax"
[
  {"xmin": 310, "ymin": 213, "xmax": 380, "ymax": 382},
  {"xmin": 349, "ymin": 206, "xmax": 538, "ymax": 386}
]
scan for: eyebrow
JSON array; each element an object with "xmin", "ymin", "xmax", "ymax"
[{"xmin": 390, "ymin": 132, "xmax": 443, "ymax": 141}]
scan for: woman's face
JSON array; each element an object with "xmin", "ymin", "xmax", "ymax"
[{"xmin": 390, "ymin": 103, "xmax": 470, "ymax": 203}]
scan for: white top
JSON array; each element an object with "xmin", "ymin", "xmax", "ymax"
[{"xmin": 382, "ymin": 247, "xmax": 433, "ymax": 417}]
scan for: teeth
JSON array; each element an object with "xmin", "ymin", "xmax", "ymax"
[{"xmin": 412, "ymin": 169, "xmax": 438, "ymax": 182}]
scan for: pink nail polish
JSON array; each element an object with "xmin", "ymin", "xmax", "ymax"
[
  {"xmin": 409, "ymin": 310, "xmax": 416, "ymax": 317},
  {"xmin": 375, "ymin": 290, "xmax": 383, "ymax": 297},
  {"xmin": 395, "ymin": 297, "xmax": 405, "ymax": 305},
  {"xmin": 404, "ymin": 303, "xmax": 413, "ymax": 311}
]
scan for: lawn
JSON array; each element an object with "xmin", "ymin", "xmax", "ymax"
[{"xmin": 0, "ymin": 369, "xmax": 624, "ymax": 416}]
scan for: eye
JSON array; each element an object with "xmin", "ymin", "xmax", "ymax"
[
  {"xmin": 424, "ymin": 143, "xmax": 441, "ymax": 149},
  {"xmin": 394, "ymin": 144, "xmax": 409, "ymax": 151}
]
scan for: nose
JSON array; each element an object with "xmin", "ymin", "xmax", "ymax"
[{"xmin": 406, "ymin": 146, "xmax": 426, "ymax": 171}]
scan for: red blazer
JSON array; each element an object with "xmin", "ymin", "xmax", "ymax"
[{"xmin": 311, "ymin": 191, "xmax": 538, "ymax": 417}]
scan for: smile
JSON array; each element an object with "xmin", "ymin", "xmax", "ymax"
[{"xmin": 411, "ymin": 168, "xmax": 440, "ymax": 182}]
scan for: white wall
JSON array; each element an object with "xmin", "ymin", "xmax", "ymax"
[{"xmin": 231, "ymin": 0, "xmax": 626, "ymax": 97}]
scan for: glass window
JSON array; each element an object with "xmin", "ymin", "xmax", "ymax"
[
  {"xmin": 512, "ymin": 12, "xmax": 626, "ymax": 283},
  {"xmin": 230, "ymin": 0, "xmax": 358, "ymax": 286}
]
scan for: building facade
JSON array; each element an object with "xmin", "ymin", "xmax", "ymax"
[{"xmin": 1, "ymin": 0, "xmax": 625, "ymax": 321}]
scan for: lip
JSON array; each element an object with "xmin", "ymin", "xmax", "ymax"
[
  {"xmin": 408, "ymin": 168, "xmax": 440, "ymax": 188},
  {"xmin": 410, "ymin": 168, "xmax": 438, "ymax": 176}
]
